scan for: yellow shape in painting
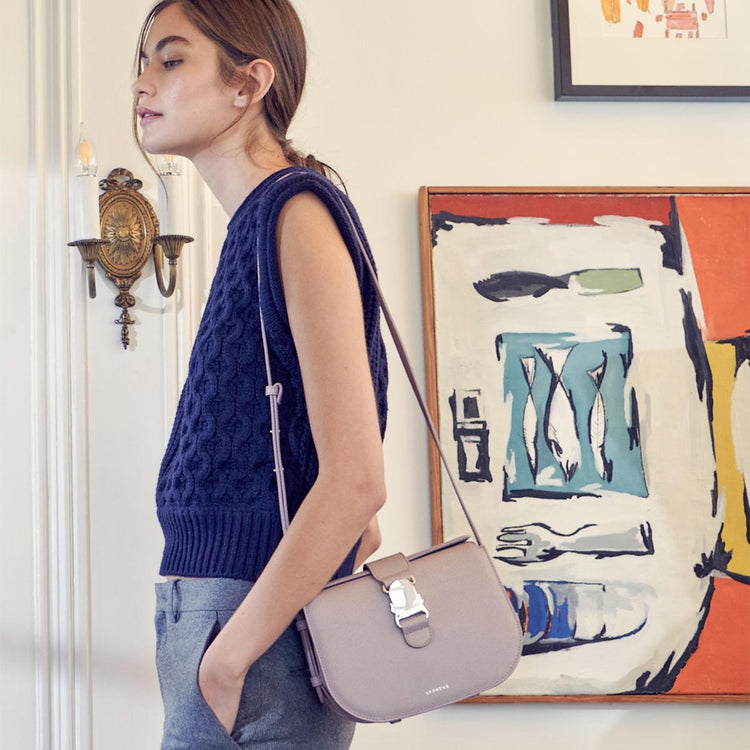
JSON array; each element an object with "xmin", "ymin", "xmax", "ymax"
[
  {"xmin": 601, "ymin": 0, "xmax": 621, "ymax": 24},
  {"xmin": 707, "ymin": 342, "xmax": 749, "ymax": 577}
]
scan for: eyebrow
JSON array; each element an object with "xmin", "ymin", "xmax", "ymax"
[{"xmin": 140, "ymin": 35, "xmax": 191, "ymax": 60}]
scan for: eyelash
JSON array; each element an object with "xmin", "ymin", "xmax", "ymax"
[{"xmin": 163, "ymin": 59, "xmax": 182, "ymax": 70}]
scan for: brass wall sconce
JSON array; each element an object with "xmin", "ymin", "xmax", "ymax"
[
  {"xmin": 69, "ymin": 165, "xmax": 193, "ymax": 349},
  {"xmin": 68, "ymin": 168, "xmax": 193, "ymax": 349},
  {"xmin": 67, "ymin": 127, "xmax": 193, "ymax": 348}
]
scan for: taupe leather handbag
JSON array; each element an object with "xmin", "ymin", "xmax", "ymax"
[{"xmin": 259, "ymin": 187, "xmax": 522, "ymax": 724}]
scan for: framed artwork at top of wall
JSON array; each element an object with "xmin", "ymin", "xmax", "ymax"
[
  {"xmin": 551, "ymin": 0, "xmax": 750, "ymax": 101},
  {"xmin": 419, "ymin": 185, "xmax": 750, "ymax": 701}
]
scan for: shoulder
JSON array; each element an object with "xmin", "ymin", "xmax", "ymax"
[
  {"xmin": 257, "ymin": 168, "xmax": 351, "ymax": 230},
  {"xmin": 255, "ymin": 167, "xmax": 371, "ymax": 327},
  {"xmin": 258, "ymin": 167, "xmax": 360, "ymax": 255},
  {"xmin": 277, "ymin": 191, "xmax": 341, "ymax": 249}
]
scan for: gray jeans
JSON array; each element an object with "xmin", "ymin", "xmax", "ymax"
[{"xmin": 154, "ymin": 578, "xmax": 355, "ymax": 749}]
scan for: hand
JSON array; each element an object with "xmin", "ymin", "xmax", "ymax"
[
  {"xmin": 495, "ymin": 523, "xmax": 566, "ymax": 564},
  {"xmin": 198, "ymin": 641, "xmax": 246, "ymax": 734}
]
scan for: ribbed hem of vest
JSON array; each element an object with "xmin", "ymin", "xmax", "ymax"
[{"xmin": 157, "ymin": 507, "xmax": 281, "ymax": 582}]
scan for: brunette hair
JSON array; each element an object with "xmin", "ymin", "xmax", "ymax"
[{"xmin": 134, "ymin": 0, "xmax": 338, "ymax": 181}]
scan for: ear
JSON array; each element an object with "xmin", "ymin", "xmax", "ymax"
[{"xmin": 234, "ymin": 59, "xmax": 276, "ymax": 108}]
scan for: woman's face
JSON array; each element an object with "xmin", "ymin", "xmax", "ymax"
[{"xmin": 132, "ymin": 3, "xmax": 243, "ymax": 159}]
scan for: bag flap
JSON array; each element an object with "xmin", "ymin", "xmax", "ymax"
[{"xmin": 321, "ymin": 536, "xmax": 471, "ymax": 591}]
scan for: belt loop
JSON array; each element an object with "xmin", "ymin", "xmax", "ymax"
[{"xmin": 170, "ymin": 580, "xmax": 182, "ymax": 623}]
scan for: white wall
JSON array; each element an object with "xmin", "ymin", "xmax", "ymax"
[
  {"xmin": 1, "ymin": 0, "xmax": 36, "ymax": 746},
  {"xmin": 1, "ymin": 1, "xmax": 748, "ymax": 748}
]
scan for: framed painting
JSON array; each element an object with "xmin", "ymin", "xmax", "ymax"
[
  {"xmin": 551, "ymin": 0, "xmax": 750, "ymax": 101},
  {"xmin": 419, "ymin": 186, "xmax": 750, "ymax": 701}
]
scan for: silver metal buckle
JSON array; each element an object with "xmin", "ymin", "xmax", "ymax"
[{"xmin": 384, "ymin": 576, "xmax": 429, "ymax": 629}]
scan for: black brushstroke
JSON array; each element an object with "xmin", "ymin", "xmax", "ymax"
[
  {"xmin": 640, "ymin": 522, "xmax": 655, "ymax": 556},
  {"xmin": 522, "ymin": 640, "xmax": 589, "ymax": 656},
  {"xmin": 650, "ymin": 195, "xmax": 683, "ymax": 275},
  {"xmin": 726, "ymin": 569, "xmax": 750, "ymax": 585},
  {"xmin": 680, "ymin": 289, "xmax": 720, "ymax": 514},
  {"xmin": 495, "ymin": 334, "xmax": 505, "ymax": 363},
  {"xmin": 718, "ymin": 333, "xmax": 750, "ymax": 374},
  {"xmin": 744, "ymin": 483, "xmax": 750, "ymax": 546},
  {"xmin": 448, "ymin": 392, "xmax": 492, "ymax": 483},
  {"xmin": 430, "ymin": 211, "xmax": 508, "ymax": 246},
  {"xmin": 625, "ymin": 583, "xmax": 714, "ymax": 694},
  {"xmin": 463, "ymin": 395, "xmax": 480, "ymax": 419},
  {"xmin": 734, "ymin": 334, "xmax": 750, "ymax": 372},
  {"xmin": 474, "ymin": 271, "xmax": 568, "ymax": 302},
  {"xmin": 711, "ymin": 471, "xmax": 720, "ymax": 518},
  {"xmin": 694, "ymin": 529, "xmax": 732, "ymax": 578},
  {"xmin": 501, "ymin": 469, "xmax": 513, "ymax": 503},
  {"xmin": 455, "ymin": 431, "xmax": 492, "ymax": 483},
  {"xmin": 608, "ymin": 323, "xmax": 634, "ymax": 376},
  {"xmin": 628, "ymin": 389, "xmax": 642, "ymax": 451},
  {"xmin": 506, "ymin": 489, "xmax": 601, "ymax": 500},
  {"xmin": 681, "ymin": 288, "xmax": 714, "ymax": 423}
]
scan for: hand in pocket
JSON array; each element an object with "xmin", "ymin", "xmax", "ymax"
[{"xmin": 198, "ymin": 625, "xmax": 247, "ymax": 734}]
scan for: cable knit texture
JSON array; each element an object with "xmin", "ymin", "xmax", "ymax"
[{"xmin": 156, "ymin": 167, "xmax": 388, "ymax": 581}]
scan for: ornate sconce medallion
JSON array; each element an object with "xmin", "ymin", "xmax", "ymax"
[{"xmin": 98, "ymin": 168, "xmax": 159, "ymax": 348}]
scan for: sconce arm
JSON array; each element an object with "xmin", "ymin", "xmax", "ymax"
[
  {"xmin": 68, "ymin": 239, "xmax": 110, "ymax": 299},
  {"xmin": 153, "ymin": 234, "xmax": 194, "ymax": 298}
]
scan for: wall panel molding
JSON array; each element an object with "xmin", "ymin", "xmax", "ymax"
[{"xmin": 29, "ymin": 0, "xmax": 92, "ymax": 746}]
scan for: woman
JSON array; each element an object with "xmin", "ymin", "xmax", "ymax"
[{"xmin": 133, "ymin": 1, "xmax": 388, "ymax": 747}]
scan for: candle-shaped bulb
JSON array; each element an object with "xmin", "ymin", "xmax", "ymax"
[
  {"xmin": 157, "ymin": 154, "xmax": 182, "ymax": 176},
  {"xmin": 71, "ymin": 122, "xmax": 100, "ymax": 240},
  {"xmin": 76, "ymin": 123, "xmax": 98, "ymax": 177},
  {"xmin": 157, "ymin": 155, "xmax": 185, "ymax": 236}
]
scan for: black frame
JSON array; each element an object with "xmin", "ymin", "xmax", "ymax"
[{"xmin": 551, "ymin": 0, "xmax": 750, "ymax": 102}]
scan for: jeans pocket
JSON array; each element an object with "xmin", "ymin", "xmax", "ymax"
[
  {"xmin": 160, "ymin": 612, "xmax": 242, "ymax": 750},
  {"xmin": 195, "ymin": 615, "xmax": 261, "ymax": 749},
  {"xmin": 154, "ymin": 610, "xmax": 167, "ymax": 652}
]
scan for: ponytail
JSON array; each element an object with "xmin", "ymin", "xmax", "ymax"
[{"xmin": 279, "ymin": 139, "xmax": 344, "ymax": 188}]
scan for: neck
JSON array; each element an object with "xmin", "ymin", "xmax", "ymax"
[{"xmin": 189, "ymin": 132, "xmax": 290, "ymax": 217}]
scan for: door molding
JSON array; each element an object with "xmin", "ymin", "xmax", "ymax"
[{"xmin": 30, "ymin": 0, "xmax": 92, "ymax": 746}]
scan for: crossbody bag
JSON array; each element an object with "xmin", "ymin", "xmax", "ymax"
[{"xmin": 258, "ymin": 184, "xmax": 522, "ymax": 723}]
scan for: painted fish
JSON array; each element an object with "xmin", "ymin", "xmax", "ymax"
[
  {"xmin": 474, "ymin": 268, "xmax": 643, "ymax": 302},
  {"xmin": 521, "ymin": 356, "xmax": 538, "ymax": 479},
  {"xmin": 538, "ymin": 346, "xmax": 580, "ymax": 482}
]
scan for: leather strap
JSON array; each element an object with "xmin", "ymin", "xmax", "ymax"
[
  {"xmin": 400, "ymin": 613, "xmax": 431, "ymax": 649},
  {"xmin": 365, "ymin": 553, "xmax": 411, "ymax": 588}
]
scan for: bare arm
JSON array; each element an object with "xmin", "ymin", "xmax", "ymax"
[
  {"xmin": 354, "ymin": 515, "xmax": 382, "ymax": 570},
  {"xmin": 199, "ymin": 192, "xmax": 385, "ymax": 730}
]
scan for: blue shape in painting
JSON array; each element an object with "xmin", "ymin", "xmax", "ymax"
[
  {"xmin": 506, "ymin": 580, "xmax": 649, "ymax": 654},
  {"xmin": 497, "ymin": 327, "xmax": 648, "ymax": 498}
]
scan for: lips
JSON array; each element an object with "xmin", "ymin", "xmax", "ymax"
[{"xmin": 137, "ymin": 106, "xmax": 162, "ymax": 122}]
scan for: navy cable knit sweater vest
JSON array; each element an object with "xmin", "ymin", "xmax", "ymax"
[{"xmin": 156, "ymin": 167, "xmax": 388, "ymax": 581}]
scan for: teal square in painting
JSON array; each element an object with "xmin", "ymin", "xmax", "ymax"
[{"xmin": 497, "ymin": 327, "xmax": 648, "ymax": 499}]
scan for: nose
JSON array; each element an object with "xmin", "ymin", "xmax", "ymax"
[{"xmin": 131, "ymin": 66, "xmax": 154, "ymax": 99}]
